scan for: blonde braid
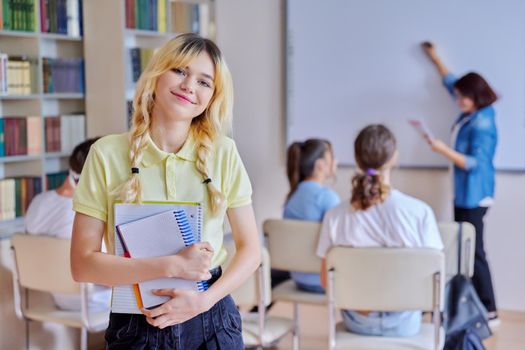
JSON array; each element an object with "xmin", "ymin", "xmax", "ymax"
[
  {"xmin": 192, "ymin": 124, "xmax": 225, "ymax": 214},
  {"xmin": 118, "ymin": 85, "xmax": 154, "ymax": 203}
]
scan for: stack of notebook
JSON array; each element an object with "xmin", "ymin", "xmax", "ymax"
[{"xmin": 112, "ymin": 202, "xmax": 205, "ymax": 313}]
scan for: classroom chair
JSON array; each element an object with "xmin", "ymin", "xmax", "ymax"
[
  {"xmin": 263, "ymin": 219, "xmax": 326, "ymax": 350},
  {"xmin": 438, "ymin": 221, "xmax": 476, "ymax": 280},
  {"xmin": 10, "ymin": 234, "xmax": 109, "ymax": 350},
  {"xmin": 223, "ymin": 238, "xmax": 294, "ymax": 349},
  {"xmin": 326, "ymin": 247, "xmax": 445, "ymax": 350}
]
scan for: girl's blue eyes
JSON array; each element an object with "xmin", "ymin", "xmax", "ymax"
[{"xmin": 171, "ymin": 69, "xmax": 212, "ymax": 88}]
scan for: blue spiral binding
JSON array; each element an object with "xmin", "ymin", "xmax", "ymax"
[{"xmin": 173, "ymin": 209, "xmax": 208, "ymax": 292}]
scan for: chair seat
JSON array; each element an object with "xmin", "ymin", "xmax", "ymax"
[
  {"xmin": 24, "ymin": 304, "xmax": 109, "ymax": 332},
  {"xmin": 335, "ymin": 322, "xmax": 444, "ymax": 350},
  {"xmin": 272, "ymin": 280, "xmax": 327, "ymax": 305},
  {"xmin": 241, "ymin": 313, "xmax": 294, "ymax": 347}
]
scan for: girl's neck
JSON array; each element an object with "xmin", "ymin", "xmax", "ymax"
[
  {"xmin": 381, "ymin": 168, "xmax": 391, "ymax": 186},
  {"xmin": 149, "ymin": 116, "xmax": 192, "ymax": 154},
  {"xmin": 55, "ymin": 176, "xmax": 75, "ymax": 198}
]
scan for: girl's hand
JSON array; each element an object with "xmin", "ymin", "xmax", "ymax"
[
  {"xmin": 171, "ymin": 242, "xmax": 214, "ymax": 281},
  {"xmin": 141, "ymin": 289, "xmax": 212, "ymax": 328}
]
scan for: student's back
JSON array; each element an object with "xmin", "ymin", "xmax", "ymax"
[
  {"xmin": 318, "ymin": 189, "xmax": 442, "ymax": 250},
  {"xmin": 317, "ymin": 125, "xmax": 443, "ymax": 337},
  {"xmin": 284, "ymin": 181, "xmax": 339, "ymax": 221},
  {"xmin": 280, "ymin": 139, "xmax": 340, "ymax": 293}
]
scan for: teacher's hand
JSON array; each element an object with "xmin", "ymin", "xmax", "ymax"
[
  {"xmin": 421, "ymin": 41, "xmax": 438, "ymax": 61},
  {"xmin": 427, "ymin": 138, "xmax": 449, "ymax": 155}
]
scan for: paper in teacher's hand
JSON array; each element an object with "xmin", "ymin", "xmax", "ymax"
[{"xmin": 408, "ymin": 119, "xmax": 434, "ymax": 140}]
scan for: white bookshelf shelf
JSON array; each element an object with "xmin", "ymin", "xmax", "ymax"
[
  {"xmin": 42, "ymin": 93, "xmax": 85, "ymax": 100},
  {"xmin": 0, "ymin": 94, "xmax": 41, "ymax": 100},
  {"xmin": 40, "ymin": 33, "xmax": 83, "ymax": 41},
  {"xmin": 0, "ymin": 155, "xmax": 42, "ymax": 163},
  {"xmin": 0, "ymin": 30, "xmax": 38, "ymax": 38}
]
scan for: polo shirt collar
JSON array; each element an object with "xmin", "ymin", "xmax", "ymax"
[{"xmin": 140, "ymin": 132, "xmax": 197, "ymax": 167}]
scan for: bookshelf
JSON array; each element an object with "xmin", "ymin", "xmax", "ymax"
[
  {"xmin": 83, "ymin": 0, "xmax": 216, "ymax": 137},
  {"xmin": 0, "ymin": 0, "xmax": 86, "ymax": 236}
]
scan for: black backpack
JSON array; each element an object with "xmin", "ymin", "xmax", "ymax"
[{"xmin": 443, "ymin": 223, "xmax": 491, "ymax": 350}]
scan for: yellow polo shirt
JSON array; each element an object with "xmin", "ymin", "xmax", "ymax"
[{"xmin": 73, "ymin": 132, "xmax": 252, "ymax": 267}]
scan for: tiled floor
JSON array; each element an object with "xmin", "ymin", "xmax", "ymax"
[{"xmin": 267, "ymin": 302, "xmax": 525, "ymax": 350}]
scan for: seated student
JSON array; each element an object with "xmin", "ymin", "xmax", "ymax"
[
  {"xmin": 281, "ymin": 139, "xmax": 340, "ymax": 293},
  {"xmin": 317, "ymin": 125, "xmax": 443, "ymax": 336},
  {"xmin": 25, "ymin": 137, "xmax": 111, "ymax": 312}
]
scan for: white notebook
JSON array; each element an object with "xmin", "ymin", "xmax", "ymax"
[
  {"xmin": 112, "ymin": 202, "xmax": 203, "ymax": 313},
  {"xmin": 117, "ymin": 209, "xmax": 207, "ymax": 309}
]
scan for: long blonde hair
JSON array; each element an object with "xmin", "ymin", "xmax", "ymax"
[{"xmin": 119, "ymin": 33, "xmax": 234, "ymax": 215}]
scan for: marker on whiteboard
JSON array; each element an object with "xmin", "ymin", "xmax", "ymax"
[{"xmin": 408, "ymin": 119, "xmax": 435, "ymax": 140}]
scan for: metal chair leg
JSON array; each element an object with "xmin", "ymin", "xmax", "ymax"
[
  {"xmin": 292, "ymin": 303, "xmax": 300, "ymax": 350},
  {"xmin": 80, "ymin": 327, "xmax": 88, "ymax": 350}
]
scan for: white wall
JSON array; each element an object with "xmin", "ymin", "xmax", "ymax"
[{"xmin": 216, "ymin": 0, "xmax": 525, "ymax": 311}]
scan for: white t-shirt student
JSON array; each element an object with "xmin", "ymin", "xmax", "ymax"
[
  {"xmin": 317, "ymin": 189, "xmax": 443, "ymax": 253},
  {"xmin": 25, "ymin": 190, "xmax": 112, "ymax": 312},
  {"xmin": 316, "ymin": 189, "xmax": 443, "ymax": 337}
]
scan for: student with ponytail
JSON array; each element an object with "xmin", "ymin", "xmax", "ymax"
[
  {"xmin": 70, "ymin": 34, "xmax": 260, "ymax": 349},
  {"xmin": 317, "ymin": 124, "xmax": 443, "ymax": 337},
  {"xmin": 280, "ymin": 139, "xmax": 340, "ymax": 293}
]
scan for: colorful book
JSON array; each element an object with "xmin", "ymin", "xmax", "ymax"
[
  {"xmin": 117, "ymin": 209, "xmax": 207, "ymax": 309},
  {"xmin": 112, "ymin": 201, "xmax": 203, "ymax": 314}
]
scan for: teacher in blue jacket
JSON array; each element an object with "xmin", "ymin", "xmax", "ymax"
[{"xmin": 422, "ymin": 42, "xmax": 499, "ymax": 324}]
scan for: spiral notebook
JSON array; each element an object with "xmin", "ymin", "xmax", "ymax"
[
  {"xmin": 112, "ymin": 201, "xmax": 203, "ymax": 313},
  {"xmin": 117, "ymin": 209, "xmax": 207, "ymax": 308}
]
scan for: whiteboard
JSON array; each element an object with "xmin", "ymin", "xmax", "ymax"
[{"xmin": 286, "ymin": 0, "xmax": 525, "ymax": 170}]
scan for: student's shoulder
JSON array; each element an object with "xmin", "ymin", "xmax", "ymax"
[
  {"xmin": 213, "ymin": 135, "xmax": 237, "ymax": 150},
  {"xmin": 318, "ymin": 187, "xmax": 340, "ymax": 206},
  {"xmin": 89, "ymin": 133, "xmax": 131, "ymax": 160},
  {"xmin": 389, "ymin": 190, "xmax": 433, "ymax": 214},
  {"xmin": 92, "ymin": 133, "xmax": 130, "ymax": 151}
]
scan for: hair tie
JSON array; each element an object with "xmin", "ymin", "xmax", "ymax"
[
  {"xmin": 131, "ymin": 167, "xmax": 139, "ymax": 174},
  {"xmin": 202, "ymin": 178, "xmax": 212, "ymax": 184},
  {"xmin": 365, "ymin": 168, "xmax": 379, "ymax": 176}
]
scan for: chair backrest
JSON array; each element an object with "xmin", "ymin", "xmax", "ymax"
[
  {"xmin": 11, "ymin": 233, "xmax": 80, "ymax": 294},
  {"xmin": 438, "ymin": 221, "xmax": 475, "ymax": 279},
  {"xmin": 223, "ymin": 238, "xmax": 272, "ymax": 308},
  {"xmin": 263, "ymin": 219, "xmax": 322, "ymax": 273},
  {"xmin": 326, "ymin": 247, "xmax": 445, "ymax": 312}
]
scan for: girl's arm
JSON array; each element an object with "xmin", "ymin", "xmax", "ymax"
[
  {"xmin": 70, "ymin": 212, "xmax": 214, "ymax": 286},
  {"xmin": 142, "ymin": 204, "xmax": 261, "ymax": 328},
  {"xmin": 421, "ymin": 42, "xmax": 449, "ymax": 78}
]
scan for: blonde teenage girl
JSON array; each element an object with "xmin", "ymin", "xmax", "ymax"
[{"xmin": 71, "ymin": 34, "xmax": 260, "ymax": 349}]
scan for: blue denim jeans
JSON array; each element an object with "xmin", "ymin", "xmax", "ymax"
[
  {"xmin": 342, "ymin": 310, "xmax": 422, "ymax": 337},
  {"xmin": 105, "ymin": 267, "xmax": 243, "ymax": 349},
  {"xmin": 105, "ymin": 295, "xmax": 242, "ymax": 349}
]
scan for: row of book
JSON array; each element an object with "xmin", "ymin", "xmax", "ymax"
[
  {"xmin": 0, "ymin": 114, "xmax": 85, "ymax": 157},
  {"xmin": 42, "ymin": 57, "xmax": 84, "ymax": 93},
  {"xmin": 0, "ymin": 54, "xmax": 38, "ymax": 95},
  {"xmin": 44, "ymin": 114, "xmax": 85, "ymax": 153},
  {"xmin": 171, "ymin": 2, "xmax": 210, "ymax": 37},
  {"xmin": 125, "ymin": 0, "xmax": 167, "ymax": 32},
  {"xmin": 39, "ymin": 0, "xmax": 83, "ymax": 36},
  {"xmin": 130, "ymin": 47, "xmax": 155, "ymax": 83},
  {"xmin": 0, "ymin": 176, "xmax": 42, "ymax": 221},
  {"xmin": 0, "ymin": 0, "xmax": 36, "ymax": 32}
]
